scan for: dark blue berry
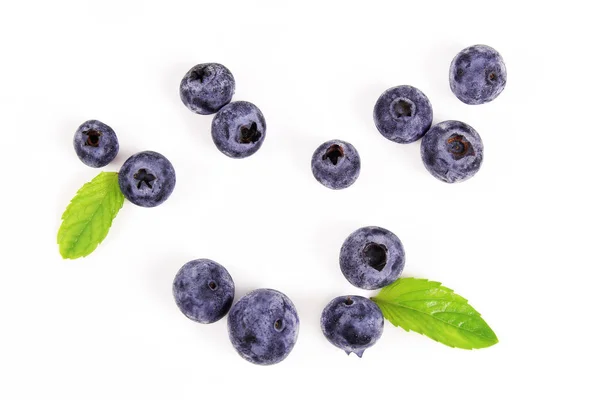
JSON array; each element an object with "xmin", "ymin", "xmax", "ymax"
[
  {"xmin": 173, "ymin": 259, "xmax": 235, "ymax": 324},
  {"xmin": 73, "ymin": 120, "xmax": 119, "ymax": 168},
  {"xmin": 321, "ymin": 295, "xmax": 384, "ymax": 357},
  {"xmin": 450, "ymin": 45, "xmax": 507, "ymax": 105},
  {"xmin": 420, "ymin": 120, "xmax": 483, "ymax": 183},
  {"xmin": 311, "ymin": 140, "xmax": 361, "ymax": 190},
  {"xmin": 340, "ymin": 226, "xmax": 405, "ymax": 290},
  {"xmin": 227, "ymin": 289, "xmax": 299, "ymax": 365},
  {"xmin": 211, "ymin": 101, "xmax": 266, "ymax": 158},
  {"xmin": 373, "ymin": 85, "xmax": 433, "ymax": 143},
  {"xmin": 118, "ymin": 151, "xmax": 176, "ymax": 207},
  {"xmin": 180, "ymin": 63, "xmax": 235, "ymax": 115}
]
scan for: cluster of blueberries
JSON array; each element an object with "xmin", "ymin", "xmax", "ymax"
[
  {"xmin": 313, "ymin": 44, "xmax": 506, "ymax": 188},
  {"xmin": 73, "ymin": 45, "xmax": 505, "ymax": 205},
  {"xmin": 71, "ymin": 44, "xmax": 506, "ymax": 365},
  {"xmin": 73, "ymin": 120, "xmax": 176, "ymax": 207},
  {"xmin": 173, "ymin": 225, "xmax": 404, "ymax": 365}
]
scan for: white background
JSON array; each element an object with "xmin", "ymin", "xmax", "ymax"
[{"xmin": 1, "ymin": 0, "xmax": 598, "ymax": 398}]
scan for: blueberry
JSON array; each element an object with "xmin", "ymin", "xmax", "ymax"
[
  {"xmin": 420, "ymin": 120, "xmax": 483, "ymax": 183},
  {"xmin": 340, "ymin": 226, "xmax": 405, "ymax": 290},
  {"xmin": 73, "ymin": 120, "xmax": 119, "ymax": 168},
  {"xmin": 118, "ymin": 151, "xmax": 176, "ymax": 207},
  {"xmin": 180, "ymin": 63, "xmax": 236, "ymax": 115},
  {"xmin": 311, "ymin": 140, "xmax": 361, "ymax": 190},
  {"xmin": 211, "ymin": 101, "xmax": 266, "ymax": 158},
  {"xmin": 172, "ymin": 259, "xmax": 235, "ymax": 324},
  {"xmin": 227, "ymin": 289, "xmax": 299, "ymax": 365},
  {"xmin": 373, "ymin": 85, "xmax": 433, "ymax": 143},
  {"xmin": 321, "ymin": 295, "xmax": 384, "ymax": 357},
  {"xmin": 450, "ymin": 45, "xmax": 507, "ymax": 105}
]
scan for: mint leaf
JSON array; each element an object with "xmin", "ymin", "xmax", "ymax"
[
  {"xmin": 57, "ymin": 172, "xmax": 124, "ymax": 259},
  {"xmin": 372, "ymin": 278, "xmax": 498, "ymax": 349}
]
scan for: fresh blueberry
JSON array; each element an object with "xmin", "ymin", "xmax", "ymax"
[
  {"xmin": 340, "ymin": 226, "xmax": 405, "ymax": 290},
  {"xmin": 373, "ymin": 85, "xmax": 433, "ymax": 143},
  {"xmin": 311, "ymin": 140, "xmax": 361, "ymax": 190},
  {"xmin": 211, "ymin": 101, "xmax": 266, "ymax": 158},
  {"xmin": 420, "ymin": 120, "xmax": 483, "ymax": 183},
  {"xmin": 118, "ymin": 151, "xmax": 176, "ymax": 207},
  {"xmin": 180, "ymin": 63, "xmax": 236, "ymax": 115},
  {"xmin": 227, "ymin": 289, "xmax": 299, "ymax": 366},
  {"xmin": 73, "ymin": 120, "xmax": 119, "ymax": 168},
  {"xmin": 321, "ymin": 295, "xmax": 384, "ymax": 357},
  {"xmin": 172, "ymin": 259, "xmax": 235, "ymax": 324},
  {"xmin": 450, "ymin": 45, "xmax": 507, "ymax": 105}
]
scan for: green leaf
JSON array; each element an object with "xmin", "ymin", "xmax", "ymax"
[
  {"xmin": 57, "ymin": 172, "xmax": 124, "ymax": 259},
  {"xmin": 372, "ymin": 278, "xmax": 498, "ymax": 349}
]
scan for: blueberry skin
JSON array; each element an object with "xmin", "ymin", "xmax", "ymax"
[
  {"xmin": 180, "ymin": 63, "xmax": 236, "ymax": 115},
  {"xmin": 321, "ymin": 296, "xmax": 384, "ymax": 357},
  {"xmin": 211, "ymin": 101, "xmax": 266, "ymax": 158},
  {"xmin": 420, "ymin": 120, "xmax": 483, "ymax": 183},
  {"xmin": 73, "ymin": 120, "xmax": 119, "ymax": 168},
  {"xmin": 373, "ymin": 85, "xmax": 433, "ymax": 143},
  {"xmin": 172, "ymin": 259, "xmax": 235, "ymax": 324},
  {"xmin": 311, "ymin": 140, "xmax": 361, "ymax": 190},
  {"xmin": 450, "ymin": 45, "xmax": 507, "ymax": 105},
  {"xmin": 227, "ymin": 289, "xmax": 299, "ymax": 366},
  {"xmin": 118, "ymin": 151, "xmax": 176, "ymax": 207},
  {"xmin": 340, "ymin": 226, "xmax": 405, "ymax": 290}
]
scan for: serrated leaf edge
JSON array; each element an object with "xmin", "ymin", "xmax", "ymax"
[
  {"xmin": 372, "ymin": 278, "xmax": 498, "ymax": 349},
  {"xmin": 373, "ymin": 297, "xmax": 496, "ymax": 342},
  {"xmin": 57, "ymin": 172, "xmax": 124, "ymax": 259}
]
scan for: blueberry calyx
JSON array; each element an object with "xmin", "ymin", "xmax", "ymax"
[
  {"xmin": 274, "ymin": 319, "xmax": 284, "ymax": 331},
  {"xmin": 133, "ymin": 168, "xmax": 157, "ymax": 189},
  {"xmin": 363, "ymin": 242, "xmax": 387, "ymax": 272},
  {"xmin": 208, "ymin": 281, "xmax": 218, "ymax": 290},
  {"xmin": 391, "ymin": 98, "xmax": 415, "ymax": 118},
  {"xmin": 243, "ymin": 334, "xmax": 257, "ymax": 344},
  {"xmin": 190, "ymin": 66, "xmax": 212, "ymax": 83},
  {"xmin": 446, "ymin": 134, "xmax": 474, "ymax": 160},
  {"xmin": 322, "ymin": 144, "xmax": 344, "ymax": 165},
  {"xmin": 239, "ymin": 122, "xmax": 261, "ymax": 144},
  {"xmin": 84, "ymin": 130, "xmax": 102, "ymax": 147},
  {"xmin": 488, "ymin": 72, "xmax": 497, "ymax": 81}
]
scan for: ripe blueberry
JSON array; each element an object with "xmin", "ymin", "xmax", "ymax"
[
  {"xmin": 180, "ymin": 63, "xmax": 235, "ymax": 115},
  {"xmin": 420, "ymin": 120, "xmax": 483, "ymax": 183},
  {"xmin": 340, "ymin": 226, "xmax": 405, "ymax": 290},
  {"xmin": 311, "ymin": 140, "xmax": 361, "ymax": 190},
  {"xmin": 73, "ymin": 120, "xmax": 119, "ymax": 168},
  {"xmin": 173, "ymin": 259, "xmax": 235, "ymax": 324},
  {"xmin": 373, "ymin": 85, "xmax": 433, "ymax": 143},
  {"xmin": 321, "ymin": 295, "xmax": 384, "ymax": 357},
  {"xmin": 227, "ymin": 289, "xmax": 299, "ymax": 365},
  {"xmin": 118, "ymin": 151, "xmax": 176, "ymax": 207},
  {"xmin": 211, "ymin": 101, "xmax": 266, "ymax": 158},
  {"xmin": 450, "ymin": 45, "xmax": 507, "ymax": 105}
]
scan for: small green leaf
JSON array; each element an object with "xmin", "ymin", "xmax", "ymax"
[
  {"xmin": 57, "ymin": 172, "xmax": 124, "ymax": 259},
  {"xmin": 372, "ymin": 278, "xmax": 498, "ymax": 349}
]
